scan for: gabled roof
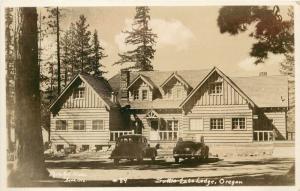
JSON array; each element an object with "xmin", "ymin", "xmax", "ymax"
[
  {"xmin": 179, "ymin": 67, "xmax": 256, "ymax": 108},
  {"xmin": 231, "ymin": 75, "xmax": 288, "ymax": 107},
  {"xmin": 127, "ymin": 74, "xmax": 156, "ymax": 89},
  {"xmin": 49, "ymin": 73, "xmax": 116, "ymax": 112},
  {"xmin": 108, "ymin": 68, "xmax": 288, "ymax": 108},
  {"xmin": 160, "ymin": 72, "xmax": 191, "ymax": 89}
]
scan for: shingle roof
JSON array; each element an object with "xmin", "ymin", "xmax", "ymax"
[
  {"xmin": 231, "ymin": 75, "xmax": 288, "ymax": 107},
  {"xmin": 80, "ymin": 73, "xmax": 117, "ymax": 108},
  {"xmin": 109, "ymin": 69, "xmax": 288, "ymax": 108}
]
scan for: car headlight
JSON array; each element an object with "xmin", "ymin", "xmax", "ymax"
[{"xmin": 184, "ymin": 148, "xmax": 191, "ymax": 152}]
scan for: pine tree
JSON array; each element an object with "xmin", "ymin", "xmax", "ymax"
[
  {"xmin": 115, "ymin": 6, "xmax": 157, "ymax": 71},
  {"xmin": 9, "ymin": 7, "xmax": 48, "ymax": 183},
  {"xmin": 74, "ymin": 15, "xmax": 92, "ymax": 72},
  {"xmin": 89, "ymin": 30, "xmax": 107, "ymax": 77},
  {"xmin": 47, "ymin": 7, "xmax": 63, "ymax": 94}
]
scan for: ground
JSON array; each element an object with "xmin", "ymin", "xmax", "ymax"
[{"xmin": 8, "ymin": 155, "xmax": 295, "ymax": 187}]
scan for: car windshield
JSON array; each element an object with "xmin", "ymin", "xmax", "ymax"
[{"xmin": 117, "ymin": 136, "xmax": 141, "ymax": 143}]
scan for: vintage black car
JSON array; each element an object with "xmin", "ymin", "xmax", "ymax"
[
  {"xmin": 110, "ymin": 134, "xmax": 157, "ymax": 165},
  {"xmin": 173, "ymin": 139, "xmax": 209, "ymax": 163}
]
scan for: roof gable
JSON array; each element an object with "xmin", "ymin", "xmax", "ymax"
[
  {"xmin": 179, "ymin": 67, "xmax": 256, "ymax": 108},
  {"xmin": 49, "ymin": 73, "xmax": 115, "ymax": 113},
  {"xmin": 127, "ymin": 74, "xmax": 156, "ymax": 89},
  {"xmin": 160, "ymin": 72, "xmax": 191, "ymax": 89}
]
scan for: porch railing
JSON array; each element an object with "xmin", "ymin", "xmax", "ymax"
[
  {"xmin": 158, "ymin": 131, "xmax": 178, "ymax": 141},
  {"xmin": 253, "ymin": 130, "xmax": 274, "ymax": 142},
  {"xmin": 110, "ymin": 130, "xmax": 134, "ymax": 141}
]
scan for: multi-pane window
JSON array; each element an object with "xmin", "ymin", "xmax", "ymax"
[
  {"xmin": 73, "ymin": 120, "xmax": 85, "ymax": 130},
  {"xmin": 158, "ymin": 120, "xmax": 178, "ymax": 141},
  {"xmin": 210, "ymin": 118, "xmax": 224, "ymax": 130},
  {"xmin": 92, "ymin": 120, "xmax": 104, "ymax": 130},
  {"xmin": 174, "ymin": 88, "xmax": 182, "ymax": 99},
  {"xmin": 232, "ymin": 118, "xmax": 246, "ymax": 130},
  {"xmin": 189, "ymin": 118, "xmax": 204, "ymax": 130},
  {"xmin": 209, "ymin": 82, "xmax": 222, "ymax": 95},
  {"xmin": 142, "ymin": 90, "xmax": 148, "ymax": 100},
  {"xmin": 73, "ymin": 87, "xmax": 85, "ymax": 99},
  {"xmin": 133, "ymin": 90, "xmax": 139, "ymax": 100},
  {"xmin": 56, "ymin": 120, "xmax": 67, "ymax": 130}
]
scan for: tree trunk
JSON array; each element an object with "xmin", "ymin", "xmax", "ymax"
[
  {"xmin": 56, "ymin": 7, "xmax": 61, "ymax": 95},
  {"xmin": 9, "ymin": 7, "xmax": 48, "ymax": 184}
]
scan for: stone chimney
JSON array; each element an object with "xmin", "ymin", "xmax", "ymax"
[
  {"xmin": 259, "ymin": 72, "xmax": 267, "ymax": 77},
  {"xmin": 120, "ymin": 69, "xmax": 130, "ymax": 100}
]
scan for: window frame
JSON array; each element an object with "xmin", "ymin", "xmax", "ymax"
[
  {"xmin": 92, "ymin": 120, "xmax": 104, "ymax": 131},
  {"xmin": 55, "ymin": 120, "xmax": 67, "ymax": 131},
  {"xmin": 73, "ymin": 87, "xmax": 85, "ymax": 99},
  {"xmin": 232, "ymin": 117, "xmax": 246, "ymax": 130},
  {"xmin": 133, "ymin": 90, "xmax": 139, "ymax": 100},
  {"xmin": 189, "ymin": 118, "xmax": 204, "ymax": 131},
  {"xmin": 73, "ymin": 120, "xmax": 85, "ymax": 131},
  {"xmin": 142, "ymin": 90, "xmax": 148, "ymax": 100},
  {"xmin": 209, "ymin": 82, "xmax": 223, "ymax": 95},
  {"xmin": 210, "ymin": 118, "xmax": 224, "ymax": 130}
]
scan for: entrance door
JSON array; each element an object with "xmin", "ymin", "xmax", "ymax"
[{"xmin": 149, "ymin": 119, "xmax": 160, "ymax": 140}]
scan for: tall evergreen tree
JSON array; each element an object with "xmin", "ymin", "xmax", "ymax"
[
  {"xmin": 9, "ymin": 7, "xmax": 48, "ymax": 183},
  {"xmin": 47, "ymin": 7, "xmax": 63, "ymax": 94},
  {"xmin": 115, "ymin": 6, "xmax": 157, "ymax": 71},
  {"xmin": 89, "ymin": 30, "xmax": 107, "ymax": 77},
  {"xmin": 74, "ymin": 15, "xmax": 92, "ymax": 72}
]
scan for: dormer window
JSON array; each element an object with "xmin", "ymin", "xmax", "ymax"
[
  {"xmin": 209, "ymin": 82, "xmax": 222, "ymax": 95},
  {"xmin": 142, "ymin": 90, "xmax": 148, "ymax": 100},
  {"xmin": 133, "ymin": 90, "xmax": 139, "ymax": 100},
  {"xmin": 73, "ymin": 87, "xmax": 85, "ymax": 99}
]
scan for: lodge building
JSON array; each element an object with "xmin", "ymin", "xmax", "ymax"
[{"xmin": 49, "ymin": 67, "xmax": 289, "ymax": 152}]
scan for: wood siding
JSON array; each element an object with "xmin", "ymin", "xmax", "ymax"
[
  {"xmin": 162, "ymin": 77, "xmax": 188, "ymax": 100},
  {"xmin": 186, "ymin": 72, "xmax": 248, "ymax": 108},
  {"xmin": 50, "ymin": 108, "xmax": 110, "ymax": 147},
  {"xmin": 182, "ymin": 105, "xmax": 253, "ymax": 143},
  {"xmin": 61, "ymin": 81, "xmax": 106, "ymax": 109}
]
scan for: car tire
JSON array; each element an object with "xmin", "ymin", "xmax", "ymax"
[
  {"xmin": 114, "ymin": 159, "xmax": 119, "ymax": 165},
  {"xmin": 175, "ymin": 157, "xmax": 179, "ymax": 163},
  {"xmin": 151, "ymin": 156, "xmax": 155, "ymax": 162}
]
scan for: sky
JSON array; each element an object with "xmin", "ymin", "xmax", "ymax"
[{"xmin": 43, "ymin": 6, "xmax": 291, "ymax": 79}]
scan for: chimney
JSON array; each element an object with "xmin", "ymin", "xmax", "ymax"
[
  {"xmin": 120, "ymin": 69, "xmax": 130, "ymax": 100},
  {"xmin": 111, "ymin": 91, "xmax": 117, "ymax": 103},
  {"xmin": 259, "ymin": 72, "xmax": 267, "ymax": 77}
]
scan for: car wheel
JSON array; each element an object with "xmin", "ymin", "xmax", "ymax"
[
  {"xmin": 151, "ymin": 156, "xmax": 155, "ymax": 162},
  {"xmin": 114, "ymin": 159, "xmax": 119, "ymax": 165},
  {"xmin": 205, "ymin": 146, "xmax": 209, "ymax": 159},
  {"xmin": 174, "ymin": 157, "xmax": 179, "ymax": 163},
  {"xmin": 137, "ymin": 154, "xmax": 143, "ymax": 163}
]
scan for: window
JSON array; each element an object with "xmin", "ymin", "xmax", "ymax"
[
  {"xmin": 158, "ymin": 120, "xmax": 178, "ymax": 141},
  {"xmin": 133, "ymin": 90, "xmax": 139, "ymax": 100},
  {"xmin": 210, "ymin": 118, "xmax": 224, "ymax": 130},
  {"xmin": 209, "ymin": 82, "xmax": 222, "ymax": 95},
  {"xmin": 142, "ymin": 90, "xmax": 148, "ymax": 100},
  {"xmin": 81, "ymin": 145, "xmax": 89, "ymax": 151},
  {"xmin": 73, "ymin": 87, "xmax": 85, "ymax": 99},
  {"xmin": 56, "ymin": 145, "xmax": 64, "ymax": 152},
  {"xmin": 73, "ymin": 120, "xmax": 85, "ymax": 130},
  {"xmin": 189, "ymin": 118, "xmax": 204, "ymax": 130},
  {"xmin": 95, "ymin": 145, "xmax": 102, "ymax": 151},
  {"xmin": 92, "ymin": 120, "xmax": 104, "ymax": 130},
  {"xmin": 56, "ymin": 120, "xmax": 67, "ymax": 130},
  {"xmin": 232, "ymin": 118, "xmax": 246, "ymax": 130},
  {"xmin": 174, "ymin": 88, "xmax": 182, "ymax": 99}
]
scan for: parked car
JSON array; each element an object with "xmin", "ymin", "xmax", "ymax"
[
  {"xmin": 110, "ymin": 134, "xmax": 157, "ymax": 165},
  {"xmin": 173, "ymin": 138, "xmax": 209, "ymax": 163}
]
